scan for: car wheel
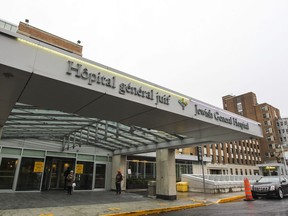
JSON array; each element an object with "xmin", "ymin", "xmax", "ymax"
[{"xmin": 277, "ymin": 188, "xmax": 284, "ymax": 199}]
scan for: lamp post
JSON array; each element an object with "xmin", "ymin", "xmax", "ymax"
[
  {"xmin": 280, "ymin": 144, "xmax": 288, "ymax": 175},
  {"xmin": 197, "ymin": 146, "xmax": 206, "ymax": 193}
]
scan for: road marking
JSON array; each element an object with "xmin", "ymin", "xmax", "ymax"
[{"xmin": 108, "ymin": 207, "xmax": 121, "ymax": 211}]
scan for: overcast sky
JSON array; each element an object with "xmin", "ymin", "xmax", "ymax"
[{"xmin": 2, "ymin": 0, "xmax": 288, "ymax": 117}]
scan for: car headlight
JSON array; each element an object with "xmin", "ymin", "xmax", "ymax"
[{"xmin": 270, "ymin": 185, "xmax": 275, "ymax": 191}]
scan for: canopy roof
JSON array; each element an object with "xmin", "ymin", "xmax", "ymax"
[
  {"xmin": 2, "ymin": 103, "xmax": 185, "ymax": 152},
  {"xmin": 0, "ymin": 24, "xmax": 263, "ymax": 155}
]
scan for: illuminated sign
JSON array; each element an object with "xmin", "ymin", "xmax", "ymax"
[
  {"xmin": 194, "ymin": 104, "xmax": 249, "ymax": 130},
  {"xmin": 66, "ymin": 61, "xmax": 171, "ymax": 106},
  {"xmin": 265, "ymin": 166, "xmax": 276, "ymax": 170}
]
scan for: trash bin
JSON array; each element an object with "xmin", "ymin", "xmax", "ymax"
[
  {"xmin": 148, "ymin": 181, "xmax": 156, "ymax": 196},
  {"xmin": 176, "ymin": 182, "xmax": 188, "ymax": 192}
]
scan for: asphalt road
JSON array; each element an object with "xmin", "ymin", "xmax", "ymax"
[{"xmin": 151, "ymin": 197, "xmax": 288, "ymax": 216}]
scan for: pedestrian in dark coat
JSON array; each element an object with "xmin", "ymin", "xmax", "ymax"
[
  {"xmin": 115, "ymin": 170, "xmax": 123, "ymax": 195},
  {"xmin": 64, "ymin": 167, "xmax": 71, "ymax": 190}
]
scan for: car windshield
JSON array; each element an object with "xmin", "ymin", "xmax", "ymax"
[{"xmin": 257, "ymin": 176, "xmax": 280, "ymax": 183}]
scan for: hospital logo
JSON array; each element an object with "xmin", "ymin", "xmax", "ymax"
[{"xmin": 178, "ymin": 98, "xmax": 188, "ymax": 110}]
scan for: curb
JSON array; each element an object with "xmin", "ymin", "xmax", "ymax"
[
  {"xmin": 101, "ymin": 203, "xmax": 206, "ymax": 216},
  {"xmin": 216, "ymin": 195, "xmax": 246, "ymax": 203}
]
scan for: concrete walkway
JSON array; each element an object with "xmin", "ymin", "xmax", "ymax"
[{"xmin": 0, "ymin": 190, "xmax": 246, "ymax": 216}]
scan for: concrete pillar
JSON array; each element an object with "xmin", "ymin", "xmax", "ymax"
[
  {"xmin": 156, "ymin": 149, "xmax": 177, "ymax": 200},
  {"xmin": 111, "ymin": 154, "xmax": 127, "ymax": 191},
  {"xmin": 0, "ymin": 127, "xmax": 2, "ymax": 139}
]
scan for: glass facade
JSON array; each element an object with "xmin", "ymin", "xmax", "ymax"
[
  {"xmin": 0, "ymin": 145, "xmax": 111, "ymax": 192},
  {"xmin": 0, "ymin": 147, "xmax": 199, "ymax": 191},
  {"xmin": 16, "ymin": 157, "xmax": 44, "ymax": 191},
  {"xmin": 75, "ymin": 161, "xmax": 94, "ymax": 190},
  {"xmin": 126, "ymin": 157, "xmax": 193, "ymax": 189},
  {"xmin": 0, "ymin": 157, "xmax": 19, "ymax": 189}
]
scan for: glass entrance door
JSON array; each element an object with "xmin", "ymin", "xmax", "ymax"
[
  {"xmin": 50, "ymin": 158, "xmax": 62, "ymax": 189},
  {"xmin": 0, "ymin": 157, "xmax": 18, "ymax": 189},
  {"xmin": 94, "ymin": 164, "xmax": 106, "ymax": 189},
  {"xmin": 42, "ymin": 157, "xmax": 74, "ymax": 190}
]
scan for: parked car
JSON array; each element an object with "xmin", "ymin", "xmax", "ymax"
[{"xmin": 251, "ymin": 175, "xmax": 288, "ymax": 199}]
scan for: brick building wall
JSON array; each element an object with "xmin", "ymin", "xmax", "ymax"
[
  {"xmin": 17, "ymin": 22, "xmax": 83, "ymax": 56},
  {"xmin": 223, "ymin": 92, "xmax": 281, "ymax": 162}
]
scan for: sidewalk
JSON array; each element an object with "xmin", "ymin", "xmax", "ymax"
[{"xmin": 0, "ymin": 190, "xmax": 245, "ymax": 216}]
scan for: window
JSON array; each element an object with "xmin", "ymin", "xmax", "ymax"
[
  {"xmin": 264, "ymin": 121, "xmax": 271, "ymax": 126},
  {"xmin": 237, "ymin": 102, "xmax": 243, "ymax": 113},
  {"xmin": 261, "ymin": 105, "xmax": 268, "ymax": 111}
]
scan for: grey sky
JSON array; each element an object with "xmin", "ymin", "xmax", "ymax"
[{"xmin": 2, "ymin": 0, "xmax": 288, "ymax": 117}]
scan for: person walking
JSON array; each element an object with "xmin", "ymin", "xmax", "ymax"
[
  {"xmin": 64, "ymin": 167, "xmax": 71, "ymax": 191},
  {"xmin": 66, "ymin": 170, "xmax": 75, "ymax": 195},
  {"xmin": 115, "ymin": 170, "xmax": 123, "ymax": 195}
]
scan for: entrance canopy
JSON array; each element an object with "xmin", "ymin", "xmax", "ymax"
[
  {"xmin": 3, "ymin": 103, "xmax": 183, "ymax": 152},
  {"xmin": 0, "ymin": 27, "xmax": 263, "ymax": 155}
]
